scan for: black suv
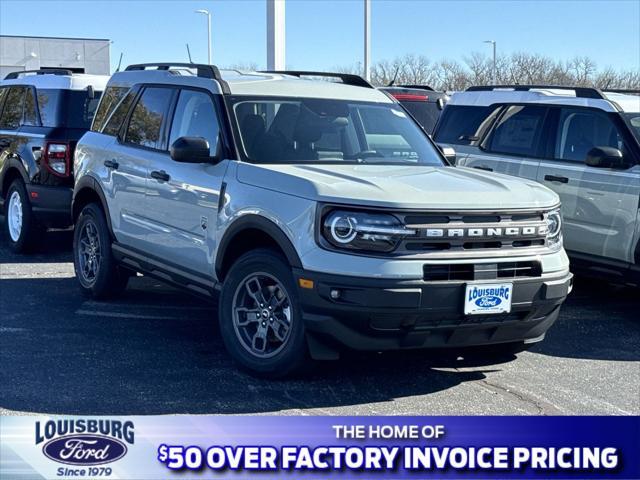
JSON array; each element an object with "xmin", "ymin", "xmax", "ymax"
[
  {"xmin": 0, "ymin": 69, "xmax": 108, "ymax": 252},
  {"xmin": 380, "ymin": 85, "xmax": 448, "ymax": 134}
]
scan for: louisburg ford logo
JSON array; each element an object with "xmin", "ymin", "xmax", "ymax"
[
  {"xmin": 36, "ymin": 419, "xmax": 134, "ymax": 466},
  {"xmin": 468, "ymin": 285, "xmax": 510, "ymax": 307}
]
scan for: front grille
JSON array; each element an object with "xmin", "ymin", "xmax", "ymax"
[
  {"xmin": 423, "ymin": 261, "xmax": 542, "ymax": 281},
  {"xmin": 396, "ymin": 211, "xmax": 549, "ymax": 255}
]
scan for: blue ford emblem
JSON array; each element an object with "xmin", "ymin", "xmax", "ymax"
[
  {"xmin": 43, "ymin": 435, "xmax": 127, "ymax": 466},
  {"xmin": 475, "ymin": 296, "xmax": 502, "ymax": 308}
]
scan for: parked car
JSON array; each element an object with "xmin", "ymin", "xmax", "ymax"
[
  {"xmin": 72, "ymin": 64, "xmax": 572, "ymax": 376},
  {"xmin": 380, "ymin": 85, "xmax": 448, "ymax": 134},
  {"xmin": 0, "ymin": 69, "xmax": 108, "ymax": 252},
  {"xmin": 433, "ymin": 85, "xmax": 640, "ymax": 285}
]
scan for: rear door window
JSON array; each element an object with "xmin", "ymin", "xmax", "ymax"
[
  {"xmin": 0, "ymin": 86, "xmax": 26, "ymax": 129},
  {"xmin": 124, "ymin": 87, "xmax": 174, "ymax": 149},
  {"xmin": 486, "ymin": 105, "xmax": 547, "ymax": 157}
]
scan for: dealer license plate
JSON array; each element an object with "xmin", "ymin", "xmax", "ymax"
[{"xmin": 464, "ymin": 283, "xmax": 513, "ymax": 315}]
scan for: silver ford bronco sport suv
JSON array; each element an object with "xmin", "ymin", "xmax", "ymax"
[{"xmin": 72, "ymin": 64, "xmax": 572, "ymax": 376}]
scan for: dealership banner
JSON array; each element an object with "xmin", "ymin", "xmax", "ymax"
[{"xmin": 1, "ymin": 416, "xmax": 638, "ymax": 479}]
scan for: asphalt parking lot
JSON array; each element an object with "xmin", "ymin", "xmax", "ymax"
[{"xmin": 0, "ymin": 221, "xmax": 638, "ymax": 416}]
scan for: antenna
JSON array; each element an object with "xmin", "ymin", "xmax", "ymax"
[
  {"xmin": 388, "ymin": 67, "xmax": 400, "ymax": 87},
  {"xmin": 186, "ymin": 44, "xmax": 193, "ymax": 63},
  {"xmin": 115, "ymin": 52, "xmax": 124, "ymax": 72}
]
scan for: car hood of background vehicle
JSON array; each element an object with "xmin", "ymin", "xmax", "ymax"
[{"xmin": 237, "ymin": 163, "xmax": 560, "ymax": 210}]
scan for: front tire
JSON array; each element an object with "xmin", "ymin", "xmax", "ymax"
[
  {"xmin": 4, "ymin": 179, "xmax": 43, "ymax": 253},
  {"xmin": 73, "ymin": 203, "xmax": 128, "ymax": 298},
  {"xmin": 218, "ymin": 249, "xmax": 309, "ymax": 377}
]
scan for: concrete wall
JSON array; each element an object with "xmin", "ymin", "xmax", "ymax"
[{"xmin": 0, "ymin": 35, "xmax": 110, "ymax": 79}]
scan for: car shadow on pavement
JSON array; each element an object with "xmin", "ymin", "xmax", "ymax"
[
  {"xmin": 0, "ymin": 274, "xmax": 503, "ymax": 415},
  {"xmin": 530, "ymin": 276, "xmax": 639, "ymax": 362}
]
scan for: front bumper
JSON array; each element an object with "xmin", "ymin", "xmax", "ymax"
[
  {"xmin": 26, "ymin": 185, "xmax": 73, "ymax": 227},
  {"xmin": 293, "ymin": 268, "xmax": 573, "ymax": 358}
]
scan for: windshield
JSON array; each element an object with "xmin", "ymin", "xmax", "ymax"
[
  {"xmin": 230, "ymin": 96, "xmax": 444, "ymax": 166},
  {"xmin": 623, "ymin": 113, "xmax": 640, "ymax": 143}
]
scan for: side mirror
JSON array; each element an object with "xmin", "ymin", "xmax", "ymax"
[
  {"xmin": 437, "ymin": 143, "xmax": 456, "ymax": 164},
  {"xmin": 585, "ymin": 146, "xmax": 627, "ymax": 169},
  {"xmin": 170, "ymin": 136, "xmax": 212, "ymax": 163}
]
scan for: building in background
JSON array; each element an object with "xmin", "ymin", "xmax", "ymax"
[{"xmin": 0, "ymin": 35, "xmax": 111, "ymax": 79}]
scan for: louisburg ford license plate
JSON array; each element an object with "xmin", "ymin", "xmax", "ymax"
[{"xmin": 464, "ymin": 283, "xmax": 513, "ymax": 315}]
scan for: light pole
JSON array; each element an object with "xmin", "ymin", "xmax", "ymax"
[
  {"xmin": 195, "ymin": 9, "xmax": 212, "ymax": 64},
  {"xmin": 483, "ymin": 40, "xmax": 496, "ymax": 85},
  {"xmin": 364, "ymin": 0, "xmax": 371, "ymax": 81}
]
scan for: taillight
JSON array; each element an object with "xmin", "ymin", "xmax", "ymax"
[
  {"xmin": 391, "ymin": 93, "xmax": 429, "ymax": 102},
  {"xmin": 42, "ymin": 142, "xmax": 72, "ymax": 177}
]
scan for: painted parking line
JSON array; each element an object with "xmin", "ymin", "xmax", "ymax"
[
  {"xmin": 76, "ymin": 309, "xmax": 182, "ymax": 320},
  {"xmin": 0, "ymin": 263, "xmax": 75, "ymax": 279},
  {"xmin": 82, "ymin": 300, "xmax": 212, "ymax": 311}
]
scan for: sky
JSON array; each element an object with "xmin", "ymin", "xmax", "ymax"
[{"xmin": 1, "ymin": 0, "xmax": 639, "ymax": 74}]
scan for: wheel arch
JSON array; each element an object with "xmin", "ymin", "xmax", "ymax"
[
  {"xmin": 1, "ymin": 160, "xmax": 29, "ymax": 200},
  {"xmin": 215, "ymin": 215, "xmax": 303, "ymax": 282},
  {"xmin": 72, "ymin": 176, "xmax": 115, "ymax": 237}
]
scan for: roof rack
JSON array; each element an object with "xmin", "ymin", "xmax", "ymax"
[
  {"xmin": 4, "ymin": 69, "xmax": 74, "ymax": 80},
  {"xmin": 395, "ymin": 84, "xmax": 435, "ymax": 92},
  {"xmin": 465, "ymin": 84, "xmax": 606, "ymax": 100},
  {"xmin": 260, "ymin": 70, "xmax": 373, "ymax": 89},
  {"xmin": 124, "ymin": 63, "xmax": 230, "ymax": 94}
]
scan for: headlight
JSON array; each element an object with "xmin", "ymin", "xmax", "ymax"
[
  {"xmin": 321, "ymin": 210, "xmax": 415, "ymax": 253},
  {"xmin": 545, "ymin": 209, "xmax": 563, "ymax": 246}
]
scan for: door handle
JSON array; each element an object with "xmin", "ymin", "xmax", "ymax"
[
  {"xmin": 544, "ymin": 174, "xmax": 569, "ymax": 184},
  {"xmin": 473, "ymin": 165, "xmax": 493, "ymax": 172},
  {"xmin": 104, "ymin": 159, "xmax": 119, "ymax": 170},
  {"xmin": 151, "ymin": 170, "xmax": 170, "ymax": 182}
]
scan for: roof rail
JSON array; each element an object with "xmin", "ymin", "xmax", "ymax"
[
  {"xmin": 260, "ymin": 70, "xmax": 374, "ymax": 89},
  {"xmin": 4, "ymin": 69, "xmax": 74, "ymax": 80},
  {"xmin": 396, "ymin": 84, "xmax": 435, "ymax": 92},
  {"xmin": 465, "ymin": 84, "xmax": 606, "ymax": 100},
  {"xmin": 124, "ymin": 63, "xmax": 230, "ymax": 93}
]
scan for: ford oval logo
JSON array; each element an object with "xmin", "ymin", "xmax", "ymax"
[
  {"xmin": 475, "ymin": 296, "xmax": 502, "ymax": 308},
  {"xmin": 43, "ymin": 435, "xmax": 127, "ymax": 466}
]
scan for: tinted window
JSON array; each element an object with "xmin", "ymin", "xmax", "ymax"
[
  {"xmin": 125, "ymin": 87, "xmax": 173, "ymax": 149},
  {"xmin": 487, "ymin": 105, "xmax": 547, "ymax": 157},
  {"xmin": 103, "ymin": 91, "xmax": 136, "ymax": 136},
  {"xmin": 23, "ymin": 88, "xmax": 39, "ymax": 126},
  {"xmin": 169, "ymin": 90, "xmax": 220, "ymax": 155},
  {"xmin": 0, "ymin": 87, "xmax": 25, "ymax": 129},
  {"xmin": 92, "ymin": 86, "xmax": 129, "ymax": 132},
  {"xmin": 400, "ymin": 101, "xmax": 441, "ymax": 133},
  {"xmin": 64, "ymin": 90, "xmax": 102, "ymax": 129},
  {"xmin": 555, "ymin": 108, "xmax": 627, "ymax": 162},
  {"xmin": 37, "ymin": 89, "xmax": 61, "ymax": 126},
  {"xmin": 433, "ymin": 105, "xmax": 499, "ymax": 145}
]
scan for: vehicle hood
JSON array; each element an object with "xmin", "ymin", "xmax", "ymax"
[{"xmin": 236, "ymin": 163, "xmax": 560, "ymax": 210}]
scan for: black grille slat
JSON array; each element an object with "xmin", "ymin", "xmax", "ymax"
[{"xmin": 424, "ymin": 261, "xmax": 541, "ymax": 281}]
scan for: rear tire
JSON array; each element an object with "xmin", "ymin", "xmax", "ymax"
[
  {"xmin": 73, "ymin": 203, "xmax": 128, "ymax": 299},
  {"xmin": 4, "ymin": 179, "xmax": 44, "ymax": 253},
  {"xmin": 218, "ymin": 249, "xmax": 309, "ymax": 378}
]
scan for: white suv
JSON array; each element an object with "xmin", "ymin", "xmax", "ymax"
[{"xmin": 72, "ymin": 65, "xmax": 572, "ymax": 376}]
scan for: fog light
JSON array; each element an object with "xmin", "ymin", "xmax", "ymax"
[{"xmin": 330, "ymin": 289, "xmax": 341, "ymax": 300}]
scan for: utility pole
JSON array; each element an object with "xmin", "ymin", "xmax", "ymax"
[
  {"xmin": 364, "ymin": 0, "xmax": 371, "ymax": 81},
  {"xmin": 484, "ymin": 40, "xmax": 496, "ymax": 84},
  {"xmin": 267, "ymin": 0, "xmax": 285, "ymax": 70},
  {"xmin": 195, "ymin": 9, "xmax": 212, "ymax": 64}
]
